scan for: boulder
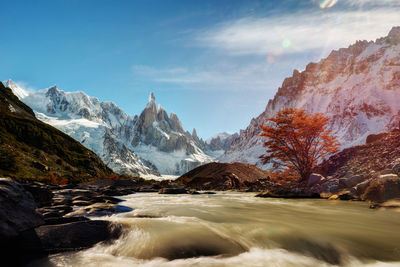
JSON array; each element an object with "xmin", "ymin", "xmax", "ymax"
[
  {"xmin": 354, "ymin": 179, "xmax": 372, "ymax": 195},
  {"xmin": 366, "ymin": 133, "xmax": 386, "ymax": 144},
  {"xmin": 22, "ymin": 184, "xmax": 53, "ymax": 207},
  {"xmin": 363, "ymin": 176, "xmax": 400, "ymax": 202},
  {"xmin": 159, "ymin": 188, "xmax": 187, "ymax": 194},
  {"xmin": 24, "ymin": 220, "xmax": 122, "ymax": 253},
  {"xmin": 307, "ymin": 173, "xmax": 325, "ymax": 187},
  {"xmin": 256, "ymin": 186, "xmax": 320, "ymax": 198},
  {"xmin": 338, "ymin": 175, "xmax": 364, "ymax": 188},
  {"xmin": 0, "ymin": 178, "xmax": 44, "ymax": 238}
]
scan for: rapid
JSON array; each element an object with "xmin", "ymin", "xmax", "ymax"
[{"xmin": 31, "ymin": 192, "xmax": 400, "ymax": 267}]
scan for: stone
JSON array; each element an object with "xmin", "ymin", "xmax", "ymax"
[
  {"xmin": 44, "ymin": 216, "xmax": 89, "ymax": 225},
  {"xmin": 363, "ymin": 176, "xmax": 400, "ymax": 202},
  {"xmin": 328, "ymin": 194, "xmax": 339, "ymax": 200},
  {"xmin": 28, "ymin": 220, "xmax": 122, "ymax": 253},
  {"xmin": 159, "ymin": 188, "xmax": 187, "ymax": 194},
  {"xmin": 366, "ymin": 133, "xmax": 386, "ymax": 144},
  {"xmin": 307, "ymin": 173, "xmax": 326, "ymax": 187},
  {"xmin": 337, "ymin": 190, "xmax": 358, "ymax": 200},
  {"xmin": 320, "ymin": 192, "xmax": 334, "ymax": 199},
  {"xmin": 22, "ymin": 184, "xmax": 53, "ymax": 207},
  {"xmin": 0, "ymin": 178, "xmax": 44, "ymax": 238},
  {"xmin": 339, "ymin": 175, "xmax": 364, "ymax": 188},
  {"xmin": 377, "ymin": 174, "xmax": 399, "ymax": 180},
  {"xmin": 354, "ymin": 179, "xmax": 372, "ymax": 195}
]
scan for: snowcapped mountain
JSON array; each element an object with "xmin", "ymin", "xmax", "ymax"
[
  {"xmin": 220, "ymin": 26, "xmax": 400, "ymax": 168},
  {"xmin": 205, "ymin": 132, "xmax": 238, "ymax": 157},
  {"xmin": 7, "ymin": 83, "xmax": 213, "ymax": 176}
]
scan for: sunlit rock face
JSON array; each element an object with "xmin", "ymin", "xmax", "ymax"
[
  {"xmin": 221, "ymin": 27, "xmax": 400, "ymax": 168},
  {"xmin": 9, "ymin": 84, "xmax": 214, "ymax": 176}
]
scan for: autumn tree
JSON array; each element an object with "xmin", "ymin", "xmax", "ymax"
[{"xmin": 259, "ymin": 108, "xmax": 340, "ymax": 183}]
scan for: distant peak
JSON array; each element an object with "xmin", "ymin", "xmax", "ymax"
[
  {"xmin": 388, "ymin": 26, "xmax": 400, "ymax": 37},
  {"xmin": 146, "ymin": 92, "xmax": 156, "ymax": 108},
  {"xmin": 385, "ymin": 26, "xmax": 400, "ymax": 45},
  {"xmin": 5, "ymin": 79, "xmax": 15, "ymax": 85},
  {"xmin": 149, "ymin": 92, "xmax": 155, "ymax": 103}
]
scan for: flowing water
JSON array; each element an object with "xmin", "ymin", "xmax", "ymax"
[{"xmin": 33, "ymin": 192, "xmax": 400, "ymax": 267}]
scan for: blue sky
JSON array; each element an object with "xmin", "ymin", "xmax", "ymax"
[{"xmin": 1, "ymin": 0, "xmax": 400, "ymax": 139}]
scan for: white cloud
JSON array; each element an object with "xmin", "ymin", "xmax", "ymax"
[
  {"xmin": 132, "ymin": 62, "xmax": 281, "ymax": 91},
  {"xmin": 195, "ymin": 7, "xmax": 400, "ymax": 56}
]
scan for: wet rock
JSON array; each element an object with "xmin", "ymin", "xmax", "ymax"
[
  {"xmin": 26, "ymin": 220, "xmax": 122, "ymax": 253},
  {"xmin": 72, "ymin": 200, "xmax": 94, "ymax": 206},
  {"xmin": 44, "ymin": 216, "xmax": 89, "ymax": 225},
  {"xmin": 363, "ymin": 176, "xmax": 400, "ymax": 202},
  {"xmin": 337, "ymin": 190, "xmax": 358, "ymax": 200},
  {"xmin": 278, "ymin": 236, "xmax": 342, "ymax": 265},
  {"xmin": 307, "ymin": 173, "xmax": 325, "ymax": 187},
  {"xmin": 93, "ymin": 195, "xmax": 123, "ymax": 204},
  {"xmin": 256, "ymin": 186, "xmax": 320, "ymax": 198},
  {"xmin": 23, "ymin": 184, "xmax": 53, "ymax": 207},
  {"xmin": 65, "ymin": 203, "xmax": 133, "ymax": 217},
  {"xmin": 0, "ymin": 178, "xmax": 44, "ymax": 238},
  {"xmin": 159, "ymin": 188, "xmax": 188, "ymax": 194},
  {"xmin": 369, "ymin": 199, "xmax": 400, "ymax": 211}
]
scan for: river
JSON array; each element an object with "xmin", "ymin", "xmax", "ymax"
[{"xmin": 32, "ymin": 192, "xmax": 400, "ymax": 267}]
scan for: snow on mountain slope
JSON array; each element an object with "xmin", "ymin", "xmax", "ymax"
[
  {"xmin": 10, "ymin": 83, "xmax": 213, "ymax": 176},
  {"xmin": 129, "ymin": 93, "xmax": 214, "ymax": 174},
  {"xmin": 4, "ymin": 79, "xmax": 29, "ymax": 99},
  {"xmin": 220, "ymin": 26, "xmax": 400, "ymax": 169}
]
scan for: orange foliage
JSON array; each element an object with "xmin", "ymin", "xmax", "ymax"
[{"xmin": 259, "ymin": 108, "xmax": 340, "ymax": 182}]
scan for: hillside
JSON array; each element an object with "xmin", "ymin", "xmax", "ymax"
[
  {"xmin": 0, "ymin": 82, "xmax": 113, "ymax": 183},
  {"xmin": 220, "ymin": 26, "xmax": 400, "ymax": 168},
  {"xmin": 176, "ymin": 162, "xmax": 270, "ymax": 190},
  {"xmin": 317, "ymin": 130, "xmax": 400, "ymax": 179}
]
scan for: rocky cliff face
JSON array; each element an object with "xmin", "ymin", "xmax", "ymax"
[
  {"xmin": 220, "ymin": 26, "xmax": 400, "ymax": 168},
  {"xmin": 9, "ymin": 82, "xmax": 214, "ymax": 176}
]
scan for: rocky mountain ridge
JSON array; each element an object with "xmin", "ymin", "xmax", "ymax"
[
  {"xmin": 220, "ymin": 26, "xmax": 400, "ymax": 168},
  {"xmin": 6, "ymin": 80, "xmax": 216, "ymax": 176}
]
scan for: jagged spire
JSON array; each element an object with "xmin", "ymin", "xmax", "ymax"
[
  {"xmin": 146, "ymin": 92, "xmax": 156, "ymax": 109},
  {"xmin": 149, "ymin": 92, "xmax": 155, "ymax": 103}
]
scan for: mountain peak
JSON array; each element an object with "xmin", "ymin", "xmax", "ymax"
[
  {"xmin": 387, "ymin": 26, "xmax": 400, "ymax": 44},
  {"xmin": 149, "ymin": 92, "xmax": 155, "ymax": 102},
  {"xmin": 388, "ymin": 26, "xmax": 400, "ymax": 37},
  {"xmin": 3, "ymin": 79, "xmax": 29, "ymax": 99}
]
